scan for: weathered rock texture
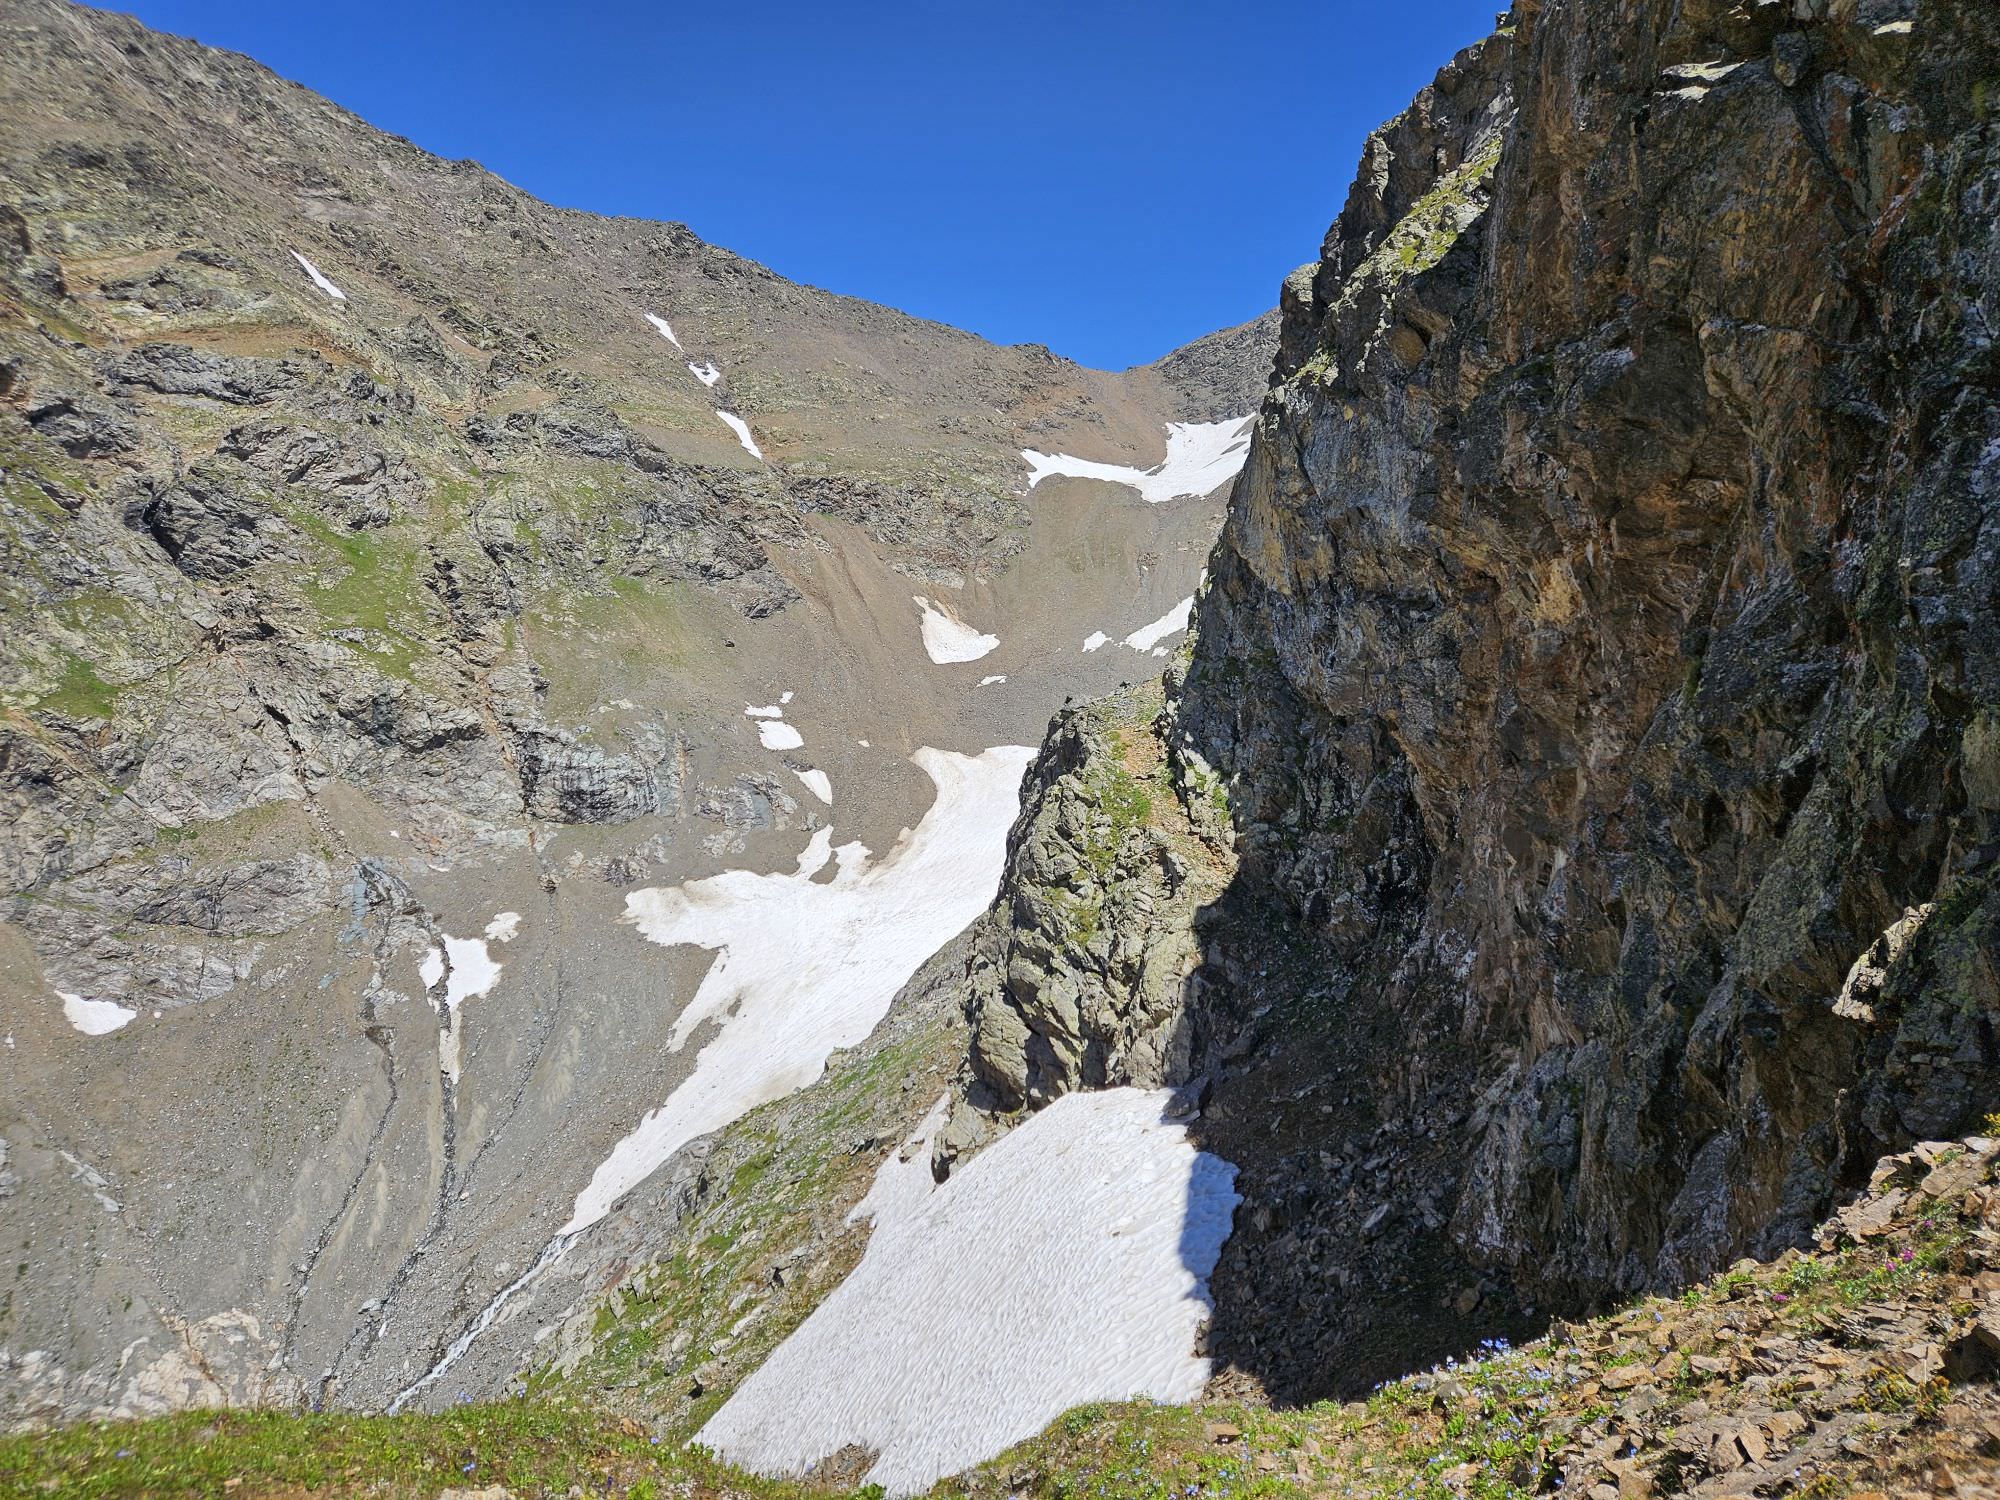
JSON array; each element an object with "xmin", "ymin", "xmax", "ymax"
[{"xmin": 962, "ymin": 0, "xmax": 2000, "ymax": 1401}]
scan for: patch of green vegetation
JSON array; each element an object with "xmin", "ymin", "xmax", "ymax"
[
  {"xmin": 0, "ymin": 1403, "xmax": 823, "ymax": 1499},
  {"xmin": 0, "ymin": 429, "xmax": 88, "ymax": 519},
  {"xmin": 527, "ymin": 574, "xmax": 697, "ymax": 718},
  {"xmin": 143, "ymin": 798, "xmax": 299, "ymax": 862},
  {"xmin": 1382, "ymin": 134, "xmax": 1505, "ymax": 279},
  {"xmin": 34, "ymin": 650, "xmax": 120, "ymax": 719},
  {"xmin": 290, "ymin": 511, "xmax": 434, "ymax": 679},
  {"xmin": 1932, "ymin": 869, "xmax": 1991, "ymax": 932},
  {"xmin": 1083, "ymin": 752, "xmax": 1153, "ymax": 878},
  {"xmin": 552, "ymin": 1019, "xmax": 962, "ymax": 1439},
  {"xmin": 51, "ymin": 586, "xmax": 138, "ymax": 637},
  {"xmin": 732, "ymin": 1150, "xmax": 777, "ymax": 1197},
  {"xmin": 1290, "ymin": 134, "xmax": 1506, "ymax": 390},
  {"xmin": 429, "ymin": 473, "xmax": 481, "ymax": 525}
]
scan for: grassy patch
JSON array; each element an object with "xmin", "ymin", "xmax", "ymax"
[
  {"xmin": 0, "ymin": 1403, "xmax": 820, "ymax": 1499},
  {"xmin": 550, "ymin": 1020, "xmax": 962, "ymax": 1441},
  {"xmin": 34, "ymin": 650, "xmax": 121, "ymax": 719},
  {"xmin": 0, "ymin": 428, "xmax": 89, "ymax": 520},
  {"xmin": 291, "ymin": 513, "xmax": 435, "ymax": 679}
]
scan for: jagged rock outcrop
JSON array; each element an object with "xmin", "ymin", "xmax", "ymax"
[
  {"xmin": 961, "ymin": 0, "xmax": 2000, "ymax": 1400},
  {"xmin": 960, "ymin": 687, "xmax": 1232, "ymax": 1135}
]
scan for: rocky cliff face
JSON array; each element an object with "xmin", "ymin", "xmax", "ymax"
[{"xmin": 961, "ymin": 0, "xmax": 2000, "ymax": 1401}]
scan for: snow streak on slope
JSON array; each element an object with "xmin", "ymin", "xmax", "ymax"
[
  {"xmin": 717, "ymin": 410, "xmax": 764, "ymax": 458},
  {"xmin": 688, "ymin": 360, "xmax": 722, "ymax": 387},
  {"xmin": 912, "ymin": 595, "xmax": 999, "ymax": 664},
  {"xmin": 645, "ymin": 313, "xmax": 682, "ymax": 349},
  {"xmin": 1124, "ymin": 595, "xmax": 1195, "ymax": 652},
  {"xmin": 289, "ymin": 250, "xmax": 346, "ymax": 301},
  {"xmin": 563, "ymin": 744, "xmax": 1036, "ymax": 1235},
  {"xmin": 794, "ymin": 768, "xmax": 832, "ymax": 804},
  {"xmin": 1022, "ymin": 416, "xmax": 1252, "ymax": 504},
  {"xmin": 702, "ymin": 1088, "xmax": 1240, "ymax": 1495}
]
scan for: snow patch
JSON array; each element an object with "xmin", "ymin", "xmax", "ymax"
[
  {"xmin": 703, "ymin": 1088, "xmax": 1240, "ymax": 1495},
  {"xmin": 978, "ymin": 674, "xmax": 1007, "ymax": 686},
  {"xmin": 289, "ymin": 251, "xmax": 346, "ymax": 302},
  {"xmin": 418, "ymin": 935, "xmax": 504, "ymax": 1082},
  {"xmin": 564, "ymin": 744, "xmax": 1035, "ymax": 1234},
  {"xmin": 1022, "ymin": 416, "xmax": 1252, "ymax": 505},
  {"xmin": 744, "ymin": 704, "xmax": 785, "ymax": 720},
  {"xmin": 688, "ymin": 360, "xmax": 722, "ymax": 387},
  {"xmin": 717, "ymin": 410, "xmax": 764, "ymax": 459},
  {"xmin": 485, "ymin": 911, "xmax": 522, "ymax": 943},
  {"xmin": 645, "ymin": 313, "xmax": 682, "ymax": 350},
  {"xmin": 756, "ymin": 719, "xmax": 804, "ymax": 751},
  {"xmin": 1123, "ymin": 595, "xmax": 1194, "ymax": 652},
  {"xmin": 794, "ymin": 768, "xmax": 832, "ymax": 804},
  {"xmin": 58, "ymin": 992, "xmax": 136, "ymax": 1036},
  {"xmin": 912, "ymin": 596, "xmax": 999, "ymax": 664},
  {"xmin": 1082, "ymin": 631, "xmax": 1109, "ymax": 652}
]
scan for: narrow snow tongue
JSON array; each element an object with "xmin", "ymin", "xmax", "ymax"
[
  {"xmin": 289, "ymin": 249, "xmax": 346, "ymax": 301},
  {"xmin": 716, "ymin": 410, "xmax": 763, "ymax": 458},
  {"xmin": 699, "ymin": 1087, "xmax": 1240, "ymax": 1497}
]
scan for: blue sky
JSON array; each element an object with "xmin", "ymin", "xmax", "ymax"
[{"xmin": 117, "ymin": 1, "xmax": 1501, "ymax": 369}]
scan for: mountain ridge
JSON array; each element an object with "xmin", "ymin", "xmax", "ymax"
[{"xmin": 0, "ymin": 0, "xmax": 1271, "ymax": 1430}]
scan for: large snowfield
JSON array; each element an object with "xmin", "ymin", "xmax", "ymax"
[
  {"xmin": 562, "ymin": 743, "xmax": 1036, "ymax": 1234},
  {"xmin": 1022, "ymin": 416, "xmax": 1253, "ymax": 504},
  {"xmin": 702, "ymin": 1087, "xmax": 1241, "ymax": 1495}
]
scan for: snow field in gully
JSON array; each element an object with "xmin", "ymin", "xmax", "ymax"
[
  {"xmin": 562, "ymin": 743, "xmax": 1036, "ymax": 1235},
  {"xmin": 1022, "ymin": 415, "xmax": 1252, "ymax": 505},
  {"xmin": 703, "ymin": 1088, "xmax": 1240, "ymax": 1495}
]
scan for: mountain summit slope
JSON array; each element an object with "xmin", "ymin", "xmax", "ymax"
[{"xmin": 0, "ymin": 0, "xmax": 1271, "ymax": 1424}]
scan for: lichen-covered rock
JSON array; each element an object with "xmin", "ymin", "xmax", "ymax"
[
  {"xmin": 102, "ymin": 341, "xmax": 304, "ymax": 405},
  {"xmin": 957, "ymin": 684, "xmax": 1233, "ymax": 1140},
  {"xmin": 127, "ymin": 462, "xmax": 298, "ymax": 578}
]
